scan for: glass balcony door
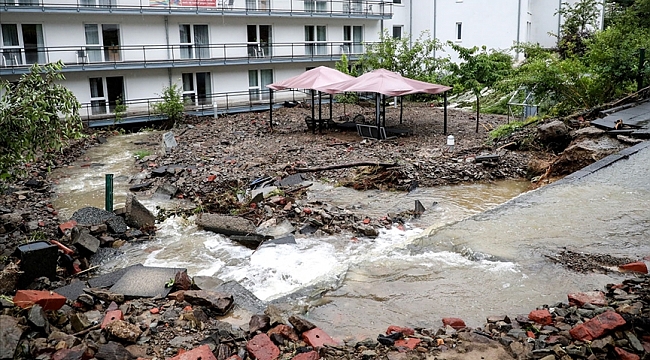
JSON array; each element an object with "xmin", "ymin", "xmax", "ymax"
[
  {"xmin": 1, "ymin": 24, "xmax": 44, "ymax": 66},
  {"xmin": 180, "ymin": 24, "xmax": 209, "ymax": 60},
  {"xmin": 247, "ymin": 24, "xmax": 272, "ymax": 58},
  {"xmin": 84, "ymin": 24, "xmax": 121, "ymax": 62},
  {"xmin": 249, "ymin": 69, "xmax": 272, "ymax": 101},
  {"xmin": 305, "ymin": 25, "xmax": 326, "ymax": 56}
]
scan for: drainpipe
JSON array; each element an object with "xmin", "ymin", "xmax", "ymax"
[
  {"xmin": 600, "ymin": 2, "xmax": 605, "ymax": 30},
  {"xmin": 164, "ymin": 15, "xmax": 170, "ymax": 60},
  {"xmin": 515, "ymin": 0, "xmax": 521, "ymax": 60},
  {"xmin": 557, "ymin": 0, "xmax": 562, "ymax": 39},
  {"xmin": 433, "ymin": 0, "xmax": 436, "ymax": 58},
  {"xmin": 409, "ymin": 0, "xmax": 413, "ymax": 48}
]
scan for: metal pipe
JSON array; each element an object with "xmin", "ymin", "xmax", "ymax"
[
  {"xmin": 443, "ymin": 91, "xmax": 448, "ymax": 135},
  {"xmin": 433, "ymin": 0, "xmax": 437, "ymax": 58},
  {"xmin": 515, "ymin": 0, "xmax": 521, "ymax": 60},
  {"xmin": 269, "ymin": 89, "xmax": 273, "ymax": 129},
  {"xmin": 409, "ymin": 0, "xmax": 413, "ymax": 49},
  {"xmin": 311, "ymin": 89, "xmax": 316, "ymax": 134},
  {"xmin": 105, "ymin": 174, "xmax": 114, "ymax": 212}
]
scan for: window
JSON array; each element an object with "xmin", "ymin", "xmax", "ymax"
[
  {"xmin": 246, "ymin": 0, "xmax": 269, "ymax": 10},
  {"xmin": 305, "ymin": 25, "xmax": 326, "ymax": 56},
  {"xmin": 343, "ymin": 26, "xmax": 363, "ymax": 54},
  {"xmin": 84, "ymin": 24, "xmax": 120, "ymax": 62},
  {"xmin": 1, "ymin": 24, "xmax": 44, "ymax": 66},
  {"xmin": 304, "ymin": 0, "xmax": 326, "ymax": 13},
  {"xmin": 80, "ymin": 0, "xmax": 115, "ymax": 7},
  {"xmin": 89, "ymin": 76, "xmax": 124, "ymax": 115},
  {"xmin": 344, "ymin": 0, "xmax": 361, "ymax": 13},
  {"xmin": 248, "ymin": 69, "xmax": 273, "ymax": 101},
  {"xmin": 182, "ymin": 72, "xmax": 212, "ymax": 106},
  {"xmin": 393, "ymin": 0, "xmax": 401, "ymax": 3},
  {"xmin": 392, "ymin": 25, "xmax": 402, "ymax": 39},
  {"xmin": 455, "ymin": 22, "xmax": 462, "ymax": 41},
  {"xmin": 179, "ymin": 24, "xmax": 209, "ymax": 60},
  {"xmin": 247, "ymin": 25, "xmax": 272, "ymax": 58}
]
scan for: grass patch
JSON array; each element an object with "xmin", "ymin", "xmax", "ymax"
[
  {"xmin": 134, "ymin": 150, "xmax": 152, "ymax": 160},
  {"xmin": 489, "ymin": 116, "xmax": 540, "ymax": 141}
]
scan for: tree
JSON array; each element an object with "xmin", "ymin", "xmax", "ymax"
[
  {"xmin": 447, "ymin": 44, "xmax": 512, "ymax": 132},
  {"xmin": 154, "ymin": 84, "xmax": 185, "ymax": 123},
  {"xmin": 0, "ymin": 61, "xmax": 82, "ymax": 177},
  {"xmin": 555, "ymin": 0, "xmax": 602, "ymax": 59}
]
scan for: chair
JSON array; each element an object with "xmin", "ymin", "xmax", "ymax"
[
  {"xmin": 364, "ymin": 3, "xmax": 372, "ymax": 13},
  {"xmin": 219, "ymin": 0, "xmax": 233, "ymax": 9}
]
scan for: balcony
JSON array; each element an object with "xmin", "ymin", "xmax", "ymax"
[
  {"xmin": 0, "ymin": 41, "xmax": 369, "ymax": 75},
  {"xmin": 1, "ymin": 0, "xmax": 392, "ymax": 18}
]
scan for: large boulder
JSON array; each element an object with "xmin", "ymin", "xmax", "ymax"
[
  {"xmin": 124, "ymin": 194, "xmax": 155, "ymax": 229},
  {"xmin": 537, "ymin": 120, "xmax": 571, "ymax": 151},
  {"xmin": 196, "ymin": 214, "xmax": 256, "ymax": 236},
  {"xmin": 182, "ymin": 290, "xmax": 233, "ymax": 315},
  {"xmin": 550, "ymin": 136, "xmax": 625, "ymax": 176}
]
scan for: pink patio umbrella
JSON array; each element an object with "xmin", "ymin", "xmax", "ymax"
[
  {"xmin": 321, "ymin": 69, "xmax": 452, "ymax": 138},
  {"xmin": 267, "ymin": 66, "xmax": 354, "ymax": 132}
]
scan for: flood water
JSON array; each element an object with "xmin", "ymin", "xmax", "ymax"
[{"xmin": 51, "ymin": 134, "xmax": 650, "ymax": 340}]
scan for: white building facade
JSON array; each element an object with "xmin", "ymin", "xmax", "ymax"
[{"xmin": 0, "ymin": 0, "xmax": 601, "ymax": 121}]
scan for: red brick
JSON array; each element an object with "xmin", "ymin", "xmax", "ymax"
[
  {"xmin": 528, "ymin": 309, "xmax": 553, "ymax": 325},
  {"xmin": 302, "ymin": 328, "xmax": 337, "ymax": 348},
  {"xmin": 527, "ymin": 331, "xmax": 536, "ymax": 339},
  {"xmin": 247, "ymin": 334, "xmax": 280, "ymax": 360},
  {"xmin": 59, "ymin": 220, "xmax": 77, "ymax": 233},
  {"xmin": 568, "ymin": 291, "xmax": 607, "ymax": 307},
  {"xmin": 207, "ymin": 175, "xmax": 216, "ymax": 182},
  {"xmin": 169, "ymin": 345, "xmax": 217, "ymax": 360},
  {"xmin": 386, "ymin": 326, "xmax": 415, "ymax": 336},
  {"xmin": 101, "ymin": 310, "xmax": 124, "ymax": 329},
  {"xmin": 569, "ymin": 311, "xmax": 626, "ymax": 341},
  {"xmin": 51, "ymin": 240, "xmax": 75, "ymax": 256},
  {"xmin": 394, "ymin": 338, "xmax": 421, "ymax": 351},
  {"xmin": 14, "ymin": 290, "xmax": 67, "ymax": 310},
  {"xmin": 150, "ymin": 308, "xmax": 159, "ymax": 314},
  {"xmin": 618, "ymin": 261, "xmax": 648, "ymax": 274},
  {"xmin": 267, "ymin": 324, "xmax": 299, "ymax": 342},
  {"xmin": 614, "ymin": 347, "xmax": 640, "ymax": 360},
  {"xmin": 167, "ymin": 291, "xmax": 185, "ymax": 302},
  {"xmin": 442, "ymin": 317, "xmax": 466, "ymax": 330},
  {"xmin": 291, "ymin": 351, "xmax": 319, "ymax": 360}
]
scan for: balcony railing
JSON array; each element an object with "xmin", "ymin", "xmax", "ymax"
[
  {"xmin": 1, "ymin": 0, "xmax": 393, "ymax": 17},
  {"xmin": 0, "ymin": 41, "xmax": 370, "ymax": 72},
  {"xmin": 80, "ymin": 88, "xmax": 305, "ymax": 126}
]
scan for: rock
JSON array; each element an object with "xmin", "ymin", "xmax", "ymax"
[
  {"xmin": 0, "ymin": 262, "xmax": 22, "ymax": 294},
  {"xmin": 105, "ymin": 216, "xmax": 127, "ymax": 234},
  {"xmin": 267, "ymin": 324, "xmax": 299, "ymax": 342},
  {"xmin": 0, "ymin": 315, "xmax": 25, "ymax": 359},
  {"xmin": 28, "ymin": 304, "xmax": 49, "ymax": 330},
  {"xmin": 13, "ymin": 290, "xmax": 66, "ymax": 310},
  {"xmin": 249, "ymin": 314, "xmax": 271, "ymax": 333},
  {"xmin": 353, "ymin": 224, "xmax": 379, "ymax": 237},
  {"xmin": 183, "ymin": 290, "xmax": 234, "ymax": 315},
  {"xmin": 529, "ymin": 309, "xmax": 552, "ymax": 325},
  {"xmin": 196, "ymin": 213, "xmax": 256, "ymax": 236},
  {"xmin": 302, "ymin": 328, "xmax": 337, "ymax": 348},
  {"xmin": 394, "ymin": 338, "xmax": 421, "ymax": 351},
  {"xmin": 71, "ymin": 207, "xmax": 114, "ymax": 226},
  {"xmin": 128, "ymin": 181, "xmax": 153, "ymax": 192},
  {"xmin": 569, "ymin": 311, "xmax": 626, "ymax": 341},
  {"xmin": 85, "ymin": 288, "xmax": 125, "ymax": 303},
  {"xmin": 124, "ymin": 194, "xmax": 155, "ymax": 229},
  {"xmin": 154, "ymin": 183, "xmax": 178, "ymax": 198},
  {"xmin": 174, "ymin": 270, "xmax": 193, "ymax": 291},
  {"xmin": 568, "ymin": 291, "xmax": 607, "ymax": 307},
  {"xmin": 74, "ymin": 233, "xmax": 101, "ymax": 254},
  {"xmin": 537, "ymin": 120, "xmax": 569, "ymax": 146},
  {"xmin": 386, "ymin": 326, "xmax": 414, "ymax": 336},
  {"xmin": 246, "ymin": 334, "xmax": 280, "ymax": 360},
  {"xmin": 95, "ymin": 341, "xmax": 135, "ymax": 360},
  {"xmin": 70, "ymin": 313, "xmax": 91, "ymax": 333},
  {"xmin": 256, "ymin": 219, "xmax": 294, "ymax": 238},
  {"xmin": 551, "ymin": 137, "xmax": 625, "ymax": 176},
  {"xmin": 614, "ymin": 347, "xmax": 640, "ymax": 360},
  {"xmin": 289, "ymin": 315, "xmax": 316, "ymax": 333},
  {"xmin": 51, "ymin": 348, "xmax": 85, "ymax": 360},
  {"xmin": 105, "ymin": 320, "xmax": 142, "ymax": 343},
  {"xmin": 291, "ymin": 351, "xmax": 318, "ymax": 360},
  {"xmin": 442, "ymin": 317, "xmax": 466, "ymax": 330}
]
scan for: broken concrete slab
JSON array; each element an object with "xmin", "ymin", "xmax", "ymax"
[
  {"xmin": 264, "ymin": 234, "xmax": 296, "ymax": 246},
  {"xmin": 125, "ymin": 194, "xmax": 155, "ymax": 229},
  {"xmin": 54, "ymin": 280, "xmax": 88, "ymax": 301},
  {"xmin": 276, "ymin": 174, "xmax": 304, "ymax": 187},
  {"xmin": 215, "ymin": 280, "xmax": 266, "ymax": 314},
  {"xmin": 0, "ymin": 315, "xmax": 25, "ymax": 359},
  {"xmin": 154, "ymin": 183, "xmax": 178, "ymax": 199},
  {"xmin": 109, "ymin": 266, "xmax": 184, "ymax": 299},
  {"xmin": 256, "ymin": 219, "xmax": 294, "ymax": 239},
  {"xmin": 475, "ymin": 154, "xmax": 500, "ymax": 163},
  {"xmin": 71, "ymin": 207, "xmax": 114, "ymax": 227},
  {"xmin": 196, "ymin": 213, "xmax": 257, "ymax": 236},
  {"xmin": 74, "ymin": 233, "xmax": 100, "ymax": 255}
]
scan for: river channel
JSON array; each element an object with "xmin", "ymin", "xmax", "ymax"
[{"xmin": 51, "ymin": 133, "xmax": 649, "ymax": 339}]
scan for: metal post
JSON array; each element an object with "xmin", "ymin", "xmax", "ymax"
[
  {"xmin": 311, "ymin": 89, "xmax": 316, "ymax": 134},
  {"xmin": 105, "ymin": 174, "xmax": 114, "ymax": 212},
  {"xmin": 318, "ymin": 91, "xmax": 323, "ymax": 132},
  {"xmin": 638, "ymin": 48, "xmax": 646, "ymax": 92},
  {"xmin": 329, "ymin": 93, "xmax": 333, "ymax": 121},
  {"xmin": 269, "ymin": 89, "xmax": 273, "ymax": 130},
  {"xmin": 443, "ymin": 91, "xmax": 448, "ymax": 135}
]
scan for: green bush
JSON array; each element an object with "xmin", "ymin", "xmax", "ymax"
[{"xmin": 154, "ymin": 84, "xmax": 185, "ymax": 123}]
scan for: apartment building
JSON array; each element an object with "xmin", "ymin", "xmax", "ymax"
[{"xmin": 0, "ymin": 0, "xmax": 600, "ymax": 120}]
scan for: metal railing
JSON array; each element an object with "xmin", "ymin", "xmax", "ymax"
[
  {"xmin": 1, "ymin": 41, "xmax": 370, "ymax": 71},
  {"xmin": 81, "ymin": 88, "xmax": 304, "ymax": 126},
  {"xmin": 1, "ymin": 0, "xmax": 393, "ymax": 16}
]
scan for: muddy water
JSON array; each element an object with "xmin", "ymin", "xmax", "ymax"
[{"xmin": 50, "ymin": 134, "xmax": 648, "ymax": 341}]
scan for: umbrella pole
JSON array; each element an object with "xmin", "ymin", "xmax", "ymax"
[
  {"xmin": 311, "ymin": 89, "xmax": 315, "ymax": 134},
  {"xmin": 318, "ymin": 91, "xmax": 323, "ymax": 133},
  {"xmin": 400, "ymin": 96, "xmax": 403, "ymax": 124},
  {"xmin": 269, "ymin": 89, "xmax": 273, "ymax": 131},
  {"xmin": 444, "ymin": 91, "xmax": 448, "ymax": 135},
  {"xmin": 375, "ymin": 93, "xmax": 381, "ymax": 140},
  {"xmin": 382, "ymin": 94, "xmax": 386, "ymax": 127},
  {"xmin": 329, "ymin": 93, "xmax": 333, "ymax": 122}
]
